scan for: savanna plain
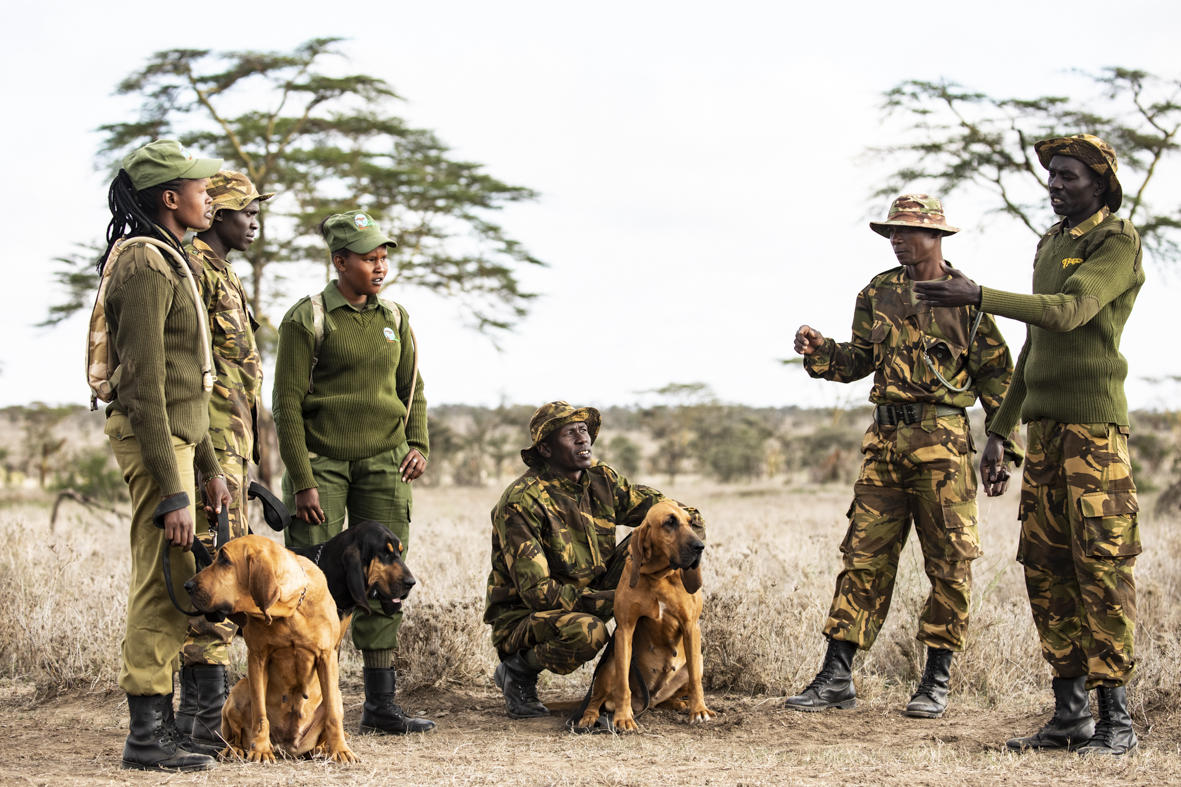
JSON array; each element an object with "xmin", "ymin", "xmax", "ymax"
[{"xmin": 2, "ymin": 424, "xmax": 1180, "ymax": 785}]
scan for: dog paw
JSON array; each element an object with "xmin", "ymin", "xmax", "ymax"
[
  {"xmin": 613, "ymin": 714, "xmax": 640, "ymax": 733},
  {"xmin": 575, "ymin": 711, "xmax": 601, "ymax": 729},
  {"xmin": 329, "ymin": 745, "xmax": 358, "ymax": 764},
  {"xmin": 246, "ymin": 744, "xmax": 277, "ymax": 763},
  {"xmin": 689, "ymin": 706, "xmax": 716, "ymax": 723}
]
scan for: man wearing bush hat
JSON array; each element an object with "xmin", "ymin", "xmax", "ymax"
[
  {"xmin": 175, "ymin": 170, "xmax": 274, "ymax": 752},
  {"xmin": 916, "ymin": 134, "xmax": 1144, "ymax": 756},
  {"xmin": 789, "ymin": 194, "xmax": 1019, "ymax": 721},
  {"xmin": 483, "ymin": 401, "xmax": 706, "ymax": 720}
]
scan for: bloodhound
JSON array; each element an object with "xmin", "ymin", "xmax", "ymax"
[
  {"xmin": 288, "ymin": 520, "xmax": 417, "ymax": 619},
  {"xmin": 576, "ymin": 500, "xmax": 715, "ymax": 732},
  {"xmin": 185, "ymin": 535, "xmax": 355, "ymax": 763}
]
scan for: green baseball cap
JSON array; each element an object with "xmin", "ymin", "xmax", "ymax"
[
  {"xmin": 321, "ymin": 210, "xmax": 398, "ymax": 254},
  {"xmin": 121, "ymin": 139, "xmax": 222, "ymax": 191}
]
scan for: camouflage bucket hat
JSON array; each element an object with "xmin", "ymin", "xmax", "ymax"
[
  {"xmin": 122, "ymin": 139, "xmax": 222, "ymax": 191},
  {"xmin": 1034, "ymin": 133, "xmax": 1122, "ymax": 212},
  {"xmin": 321, "ymin": 210, "xmax": 398, "ymax": 254},
  {"xmin": 207, "ymin": 170, "xmax": 275, "ymax": 213},
  {"xmin": 869, "ymin": 194, "xmax": 959, "ymax": 238},
  {"xmin": 520, "ymin": 401, "xmax": 602, "ymax": 468}
]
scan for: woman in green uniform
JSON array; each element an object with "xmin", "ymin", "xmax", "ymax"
[
  {"xmin": 272, "ymin": 210, "xmax": 434, "ymax": 734},
  {"xmin": 97, "ymin": 139, "xmax": 230, "ymax": 771}
]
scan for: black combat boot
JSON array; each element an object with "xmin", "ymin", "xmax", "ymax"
[
  {"xmin": 121, "ymin": 694, "xmax": 214, "ymax": 771},
  {"xmin": 175, "ymin": 668, "xmax": 198, "ymax": 736},
  {"xmin": 360, "ymin": 667, "xmax": 436, "ymax": 734},
  {"xmin": 494, "ymin": 652, "xmax": 549, "ymax": 719},
  {"xmin": 904, "ymin": 647, "xmax": 953, "ymax": 718},
  {"xmin": 784, "ymin": 637, "xmax": 858, "ymax": 712},
  {"xmin": 1076, "ymin": 686, "xmax": 1138, "ymax": 756},
  {"xmin": 183, "ymin": 665, "xmax": 227, "ymax": 754},
  {"xmin": 1006, "ymin": 677, "xmax": 1095, "ymax": 751}
]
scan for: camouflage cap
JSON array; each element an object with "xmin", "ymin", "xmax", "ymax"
[
  {"xmin": 122, "ymin": 139, "xmax": 222, "ymax": 191},
  {"xmin": 1034, "ymin": 133, "xmax": 1122, "ymax": 212},
  {"xmin": 321, "ymin": 210, "xmax": 398, "ymax": 254},
  {"xmin": 520, "ymin": 400, "xmax": 602, "ymax": 468},
  {"xmin": 207, "ymin": 170, "xmax": 274, "ymax": 214},
  {"xmin": 869, "ymin": 194, "xmax": 959, "ymax": 238}
]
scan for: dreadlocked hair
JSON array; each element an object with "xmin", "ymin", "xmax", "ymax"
[{"xmin": 97, "ymin": 170, "xmax": 188, "ymax": 275}]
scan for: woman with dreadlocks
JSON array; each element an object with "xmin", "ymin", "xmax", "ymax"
[{"xmin": 96, "ymin": 139, "xmax": 230, "ymax": 772}]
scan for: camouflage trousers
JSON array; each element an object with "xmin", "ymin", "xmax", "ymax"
[
  {"xmin": 1017, "ymin": 420, "xmax": 1140, "ymax": 687},
  {"xmin": 824, "ymin": 414, "xmax": 981, "ymax": 652},
  {"xmin": 182, "ymin": 452, "xmax": 249, "ymax": 667},
  {"xmin": 496, "ymin": 535, "xmax": 630, "ymax": 675}
]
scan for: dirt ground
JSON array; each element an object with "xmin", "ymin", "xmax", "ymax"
[{"xmin": 2, "ymin": 678, "xmax": 1177, "ymax": 786}]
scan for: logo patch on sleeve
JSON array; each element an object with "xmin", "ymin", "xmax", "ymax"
[{"xmin": 1061, "ymin": 257, "xmax": 1083, "ymax": 269}]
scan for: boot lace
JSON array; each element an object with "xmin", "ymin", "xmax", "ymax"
[{"xmin": 804, "ymin": 665, "xmax": 837, "ymax": 694}]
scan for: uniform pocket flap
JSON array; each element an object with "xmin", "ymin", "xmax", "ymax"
[
  {"xmin": 868, "ymin": 321, "xmax": 889, "ymax": 344},
  {"xmin": 1078, "ymin": 489, "xmax": 1139, "ymax": 519}
]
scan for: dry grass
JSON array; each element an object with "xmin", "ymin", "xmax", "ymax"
[{"xmin": 1, "ymin": 479, "xmax": 1179, "ymax": 784}]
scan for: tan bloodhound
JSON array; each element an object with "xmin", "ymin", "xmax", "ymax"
[
  {"xmin": 185, "ymin": 535, "xmax": 356, "ymax": 763},
  {"xmin": 576, "ymin": 500, "xmax": 715, "ymax": 732}
]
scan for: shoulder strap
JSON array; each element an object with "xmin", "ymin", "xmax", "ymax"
[
  {"xmin": 308, "ymin": 292, "xmax": 326, "ymax": 394},
  {"xmin": 133, "ymin": 237, "xmax": 215, "ymax": 396}
]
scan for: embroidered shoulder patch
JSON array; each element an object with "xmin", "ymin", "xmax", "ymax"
[
  {"xmin": 1061, "ymin": 257, "xmax": 1083, "ymax": 269},
  {"xmin": 383, "ymin": 326, "xmax": 399, "ymax": 342}
]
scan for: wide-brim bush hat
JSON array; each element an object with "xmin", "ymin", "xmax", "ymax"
[
  {"xmin": 520, "ymin": 400, "xmax": 601, "ymax": 468},
  {"xmin": 869, "ymin": 193, "xmax": 960, "ymax": 237}
]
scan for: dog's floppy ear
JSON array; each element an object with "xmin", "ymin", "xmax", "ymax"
[
  {"xmin": 627, "ymin": 524, "xmax": 650, "ymax": 589},
  {"xmin": 343, "ymin": 543, "xmax": 370, "ymax": 609},
  {"xmin": 680, "ymin": 565, "xmax": 703, "ymax": 595},
  {"xmin": 246, "ymin": 546, "xmax": 281, "ymax": 623}
]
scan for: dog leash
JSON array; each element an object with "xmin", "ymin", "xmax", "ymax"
[{"xmin": 155, "ymin": 507, "xmax": 225, "ymax": 619}]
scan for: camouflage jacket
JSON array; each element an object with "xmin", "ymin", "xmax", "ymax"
[
  {"xmin": 187, "ymin": 238, "xmax": 262, "ymax": 464},
  {"xmin": 805, "ymin": 265, "xmax": 1016, "ymax": 439},
  {"xmin": 484, "ymin": 461, "xmax": 705, "ymax": 643}
]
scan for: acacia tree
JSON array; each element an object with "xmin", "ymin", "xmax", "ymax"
[
  {"xmin": 873, "ymin": 68, "xmax": 1181, "ymax": 259},
  {"xmin": 47, "ymin": 38, "xmax": 543, "ymax": 337}
]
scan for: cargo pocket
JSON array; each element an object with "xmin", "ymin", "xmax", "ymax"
[
  {"xmin": 869, "ymin": 320, "xmax": 890, "ymax": 366},
  {"xmin": 938, "ymin": 496, "xmax": 982, "ymax": 559},
  {"xmin": 1079, "ymin": 489, "xmax": 1141, "ymax": 557}
]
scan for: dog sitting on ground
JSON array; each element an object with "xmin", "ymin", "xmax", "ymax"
[
  {"xmin": 186, "ymin": 535, "xmax": 356, "ymax": 763},
  {"xmin": 575, "ymin": 500, "xmax": 715, "ymax": 732}
]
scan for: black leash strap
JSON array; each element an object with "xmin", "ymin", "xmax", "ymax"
[
  {"xmin": 248, "ymin": 481, "xmax": 291, "ymax": 531},
  {"xmin": 154, "ymin": 507, "xmax": 225, "ymax": 619}
]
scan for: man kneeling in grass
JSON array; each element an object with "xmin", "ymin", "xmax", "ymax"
[{"xmin": 483, "ymin": 401, "xmax": 706, "ymax": 719}]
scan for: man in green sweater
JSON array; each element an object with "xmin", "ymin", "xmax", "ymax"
[
  {"xmin": 272, "ymin": 210, "xmax": 434, "ymax": 734},
  {"xmin": 915, "ymin": 134, "xmax": 1144, "ymax": 757}
]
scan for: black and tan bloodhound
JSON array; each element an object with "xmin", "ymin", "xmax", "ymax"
[
  {"xmin": 576, "ymin": 500, "xmax": 715, "ymax": 732},
  {"xmin": 185, "ymin": 535, "xmax": 355, "ymax": 763}
]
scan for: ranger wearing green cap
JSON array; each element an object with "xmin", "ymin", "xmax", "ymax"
[
  {"xmin": 175, "ymin": 170, "xmax": 274, "ymax": 751},
  {"xmin": 484, "ymin": 401, "xmax": 706, "ymax": 720},
  {"xmin": 916, "ymin": 134, "xmax": 1145, "ymax": 756},
  {"xmin": 272, "ymin": 209, "xmax": 434, "ymax": 735},
  {"xmin": 95, "ymin": 139, "xmax": 231, "ymax": 772},
  {"xmin": 787, "ymin": 194, "xmax": 1019, "ymax": 721}
]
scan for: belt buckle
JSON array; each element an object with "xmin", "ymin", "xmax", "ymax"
[{"xmin": 901, "ymin": 403, "xmax": 918, "ymax": 425}]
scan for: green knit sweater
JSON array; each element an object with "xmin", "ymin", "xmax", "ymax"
[
  {"xmin": 982, "ymin": 209, "xmax": 1144, "ymax": 437},
  {"xmin": 105, "ymin": 241, "xmax": 221, "ymax": 496},
  {"xmin": 272, "ymin": 281, "xmax": 428, "ymax": 492}
]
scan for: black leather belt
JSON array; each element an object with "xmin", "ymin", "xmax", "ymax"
[{"xmin": 873, "ymin": 403, "xmax": 965, "ymax": 426}]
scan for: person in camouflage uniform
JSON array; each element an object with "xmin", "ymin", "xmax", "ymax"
[
  {"xmin": 176, "ymin": 170, "xmax": 271, "ymax": 752},
  {"xmin": 786, "ymin": 194, "xmax": 1020, "ymax": 720},
  {"xmin": 916, "ymin": 135, "xmax": 1144, "ymax": 756},
  {"xmin": 484, "ymin": 401, "xmax": 706, "ymax": 719}
]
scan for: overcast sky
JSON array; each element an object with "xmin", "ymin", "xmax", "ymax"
[{"xmin": 2, "ymin": 0, "xmax": 1178, "ymax": 413}]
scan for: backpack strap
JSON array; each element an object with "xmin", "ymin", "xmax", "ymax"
[
  {"xmin": 308, "ymin": 292, "xmax": 326, "ymax": 394},
  {"xmin": 134, "ymin": 238, "xmax": 215, "ymax": 396}
]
